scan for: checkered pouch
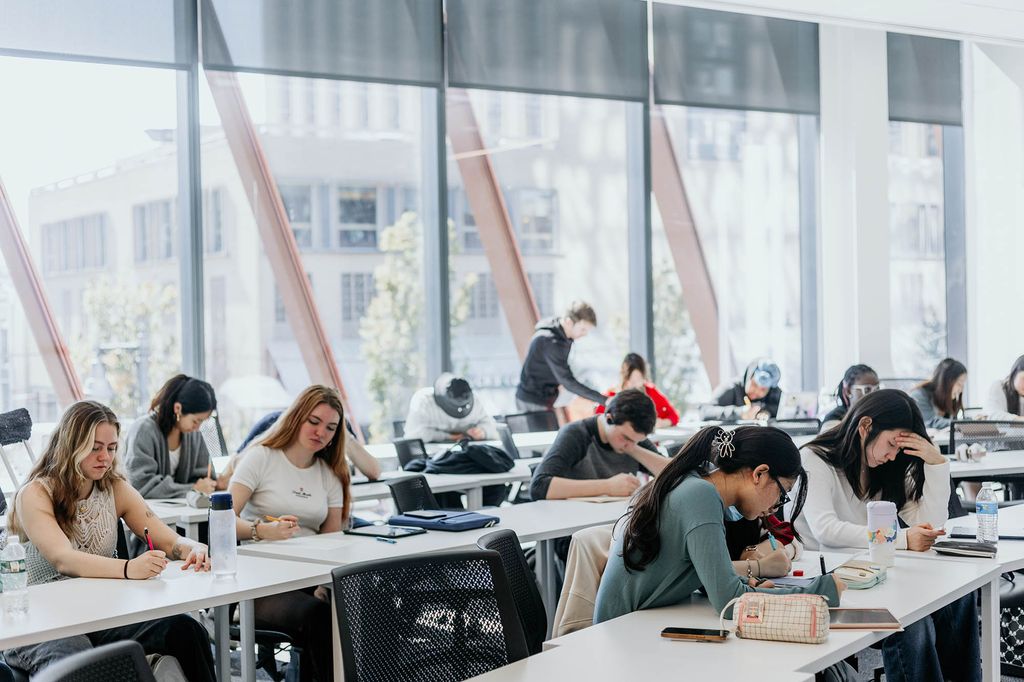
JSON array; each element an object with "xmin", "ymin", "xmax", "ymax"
[{"xmin": 720, "ymin": 593, "xmax": 829, "ymax": 644}]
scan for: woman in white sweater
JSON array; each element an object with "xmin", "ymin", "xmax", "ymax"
[
  {"xmin": 984, "ymin": 355, "xmax": 1024, "ymax": 421},
  {"xmin": 795, "ymin": 389, "xmax": 979, "ymax": 682}
]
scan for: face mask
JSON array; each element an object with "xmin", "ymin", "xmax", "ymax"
[{"xmin": 725, "ymin": 505, "xmax": 744, "ymax": 522}]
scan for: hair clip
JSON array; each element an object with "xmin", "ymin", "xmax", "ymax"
[{"xmin": 712, "ymin": 429, "xmax": 735, "ymax": 460}]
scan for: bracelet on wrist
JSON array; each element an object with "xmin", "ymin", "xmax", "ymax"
[
  {"xmin": 746, "ymin": 559, "xmax": 754, "ymax": 579},
  {"xmin": 123, "ymin": 559, "xmax": 130, "ymax": 580},
  {"xmin": 251, "ymin": 520, "xmax": 262, "ymax": 542}
]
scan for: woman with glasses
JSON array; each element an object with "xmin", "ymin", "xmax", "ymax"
[
  {"xmin": 124, "ymin": 374, "xmax": 224, "ymax": 499},
  {"xmin": 819, "ymin": 364, "xmax": 879, "ymax": 432},
  {"xmin": 796, "ymin": 389, "xmax": 978, "ymax": 682},
  {"xmin": 594, "ymin": 426, "xmax": 845, "ymax": 624}
]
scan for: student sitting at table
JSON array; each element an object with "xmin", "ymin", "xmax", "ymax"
[
  {"xmin": 819, "ymin": 364, "xmax": 879, "ymax": 432},
  {"xmin": 984, "ymin": 354, "xmax": 1024, "ymax": 421},
  {"xmin": 595, "ymin": 353, "xmax": 680, "ymax": 428},
  {"xmin": 594, "ymin": 425, "xmax": 844, "ymax": 624},
  {"xmin": 228, "ymin": 385, "xmax": 350, "ymax": 682},
  {"xmin": 910, "ymin": 357, "xmax": 967, "ymax": 429},
  {"xmin": 123, "ymin": 374, "xmax": 224, "ymax": 499},
  {"xmin": 699, "ymin": 358, "xmax": 782, "ymax": 420},
  {"xmin": 796, "ymin": 389, "xmax": 979, "ymax": 682},
  {"xmin": 2, "ymin": 401, "xmax": 214, "ymax": 681},
  {"xmin": 403, "ymin": 373, "xmax": 499, "ymax": 443}
]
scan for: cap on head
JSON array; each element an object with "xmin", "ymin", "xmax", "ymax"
[
  {"xmin": 433, "ymin": 373, "xmax": 474, "ymax": 418},
  {"xmin": 751, "ymin": 360, "xmax": 781, "ymax": 389}
]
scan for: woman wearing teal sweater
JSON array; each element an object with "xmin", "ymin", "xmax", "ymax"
[{"xmin": 595, "ymin": 426, "xmax": 845, "ymax": 623}]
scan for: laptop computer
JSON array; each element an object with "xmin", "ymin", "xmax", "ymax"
[
  {"xmin": 776, "ymin": 391, "xmax": 819, "ymax": 420},
  {"xmin": 497, "ymin": 424, "xmax": 520, "ymax": 460}
]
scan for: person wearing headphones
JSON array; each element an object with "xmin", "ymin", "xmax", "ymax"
[
  {"xmin": 700, "ymin": 358, "xmax": 783, "ymax": 421},
  {"xmin": 403, "ymin": 374, "xmax": 499, "ymax": 443}
]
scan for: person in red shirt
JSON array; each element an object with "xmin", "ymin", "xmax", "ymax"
[{"xmin": 596, "ymin": 353, "xmax": 680, "ymax": 428}]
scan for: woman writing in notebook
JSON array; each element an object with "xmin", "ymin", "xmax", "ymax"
[
  {"xmin": 594, "ymin": 426, "xmax": 844, "ymax": 624},
  {"xmin": 228, "ymin": 385, "xmax": 351, "ymax": 682},
  {"xmin": 796, "ymin": 389, "xmax": 978, "ymax": 682},
  {"xmin": 3, "ymin": 401, "xmax": 214, "ymax": 680}
]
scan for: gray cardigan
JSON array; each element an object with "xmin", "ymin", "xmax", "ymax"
[
  {"xmin": 123, "ymin": 414, "xmax": 214, "ymax": 499},
  {"xmin": 909, "ymin": 387, "xmax": 953, "ymax": 429}
]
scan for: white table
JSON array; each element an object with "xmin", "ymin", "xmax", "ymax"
[
  {"xmin": 363, "ymin": 431, "xmax": 559, "ymax": 469},
  {"xmin": 950, "ymin": 450, "xmax": 1024, "ymax": 479},
  {"xmin": 0, "ymin": 555, "xmax": 331, "ymax": 682}
]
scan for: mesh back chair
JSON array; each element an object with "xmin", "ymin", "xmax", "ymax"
[
  {"xmin": 949, "ymin": 420, "xmax": 1024, "ymax": 454},
  {"xmin": 879, "ymin": 378, "xmax": 924, "ymax": 394},
  {"xmin": 386, "ymin": 475, "xmax": 441, "ymax": 513},
  {"xmin": 393, "ymin": 420, "xmax": 406, "ymax": 438},
  {"xmin": 197, "ymin": 413, "xmax": 230, "ymax": 460},
  {"xmin": 0, "ymin": 408, "xmax": 34, "ymax": 495},
  {"xmin": 504, "ymin": 411, "xmax": 558, "ymax": 434},
  {"xmin": 476, "ymin": 530, "xmax": 547, "ymax": 655},
  {"xmin": 32, "ymin": 641, "xmax": 155, "ymax": 682},
  {"xmin": 330, "ymin": 549, "xmax": 529, "ymax": 682},
  {"xmin": 393, "ymin": 438, "xmax": 429, "ymax": 470}
]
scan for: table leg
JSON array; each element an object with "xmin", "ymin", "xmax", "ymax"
[
  {"xmin": 466, "ymin": 487, "xmax": 483, "ymax": 510},
  {"xmin": 536, "ymin": 539, "xmax": 558, "ymax": 637},
  {"xmin": 213, "ymin": 604, "xmax": 230, "ymax": 682},
  {"xmin": 981, "ymin": 577, "xmax": 1000, "ymax": 682},
  {"xmin": 239, "ymin": 599, "xmax": 256, "ymax": 682},
  {"xmin": 185, "ymin": 521, "xmax": 200, "ymax": 541}
]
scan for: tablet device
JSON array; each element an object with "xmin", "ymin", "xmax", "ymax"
[
  {"xmin": 345, "ymin": 525, "xmax": 426, "ymax": 539},
  {"xmin": 829, "ymin": 608, "xmax": 901, "ymax": 630}
]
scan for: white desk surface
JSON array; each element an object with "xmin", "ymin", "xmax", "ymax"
[
  {"xmin": 363, "ymin": 431, "xmax": 559, "ymax": 465},
  {"xmin": 238, "ymin": 499, "xmax": 626, "ymax": 566},
  {"xmin": 351, "ymin": 458, "xmax": 542, "ymax": 503},
  {"xmin": 0, "ymin": 555, "xmax": 330, "ymax": 651},
  {"xmin": 950, "ymin": 450, "xmax": 1024, "ymax": 479},
  {"xmin": 147, "ymin": 498, "xmax": 210, "ymax": 524}
]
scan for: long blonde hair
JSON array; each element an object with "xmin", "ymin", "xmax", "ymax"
[
  {"xmin": 9, "ymin": 401, "xmax": 122, "ymax": 538},
  {"xmin": 261, "ymin": 385, "xmax": 351, "ymax": 523}
]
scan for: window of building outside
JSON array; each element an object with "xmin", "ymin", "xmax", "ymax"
[
  {"xmin": 448, "ymin": 90, "xmax": 630, "ymax": 414},
  {"xmin": 199, "ymin": 73, "xmax": 429, "ymax": 444},
  {"xmin": 0, "ymin": 56, "xmax": 182, "ymax": 429},
  {"xmin": 889, "ymin": 121, "xmax": 947, "ymax": 377}
]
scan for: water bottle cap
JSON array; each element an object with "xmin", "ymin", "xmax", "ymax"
[{"xmin": 209, "ymin": 491, "xmax": 233, "ymax": 511}]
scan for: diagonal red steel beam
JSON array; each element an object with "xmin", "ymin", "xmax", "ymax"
[
  {"xmin": 446, "ymin": 88, "xmax": 540, "ymax": 360},
  {"xmin": 0, "ymin": 176, "xmax": 84, "ymax": 406},
  {"xmin": 650, "ymin": 107, "xmax": 721, "ymax": 386}
]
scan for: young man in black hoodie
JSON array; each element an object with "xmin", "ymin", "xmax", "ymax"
[{"xmin": 515, "ymin": 301, "xmax": 607, "ymax": 413}]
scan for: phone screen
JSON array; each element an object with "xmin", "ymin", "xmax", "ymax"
[{"xmin": 660, "ymin": 627, "xmax": 728, "ymax": 641}]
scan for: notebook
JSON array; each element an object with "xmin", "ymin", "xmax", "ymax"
[{"xmin": 931, "ymin": 539, "xmax": 997, "ymax": 558}]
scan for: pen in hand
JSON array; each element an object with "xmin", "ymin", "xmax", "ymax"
[
  {"xmin": 819, "ymin": 553, "xmax": 827, "ymax": 576},
  {"xmin": 144, "ymin": 527, "xmax": 154, "ymax": 552}
]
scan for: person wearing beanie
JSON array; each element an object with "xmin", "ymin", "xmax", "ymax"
[{"xmin": 403, "ymin": 373, "xmax": 499, "ymax": 443}]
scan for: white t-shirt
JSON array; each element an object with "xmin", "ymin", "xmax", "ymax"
[
  {"xmin": 231, "ymin": 445, "xmax": 346, "ymax": 536},
  {"xmin": 168, "ymin": 446, "xmax": 181, "ymax": 473}
]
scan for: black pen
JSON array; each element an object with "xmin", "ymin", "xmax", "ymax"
[{"xmin": 819, "ymin": 553, "xmax": 826, "ymax": 575}]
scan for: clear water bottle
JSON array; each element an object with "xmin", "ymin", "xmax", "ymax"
[
  {"xmin": 976, "ymin": 482, "xmax": 999, "ymax": 544},
  {"xmin": 1, "ymin": 535, "xmax": 29, "ymax": 617},
  {"xmin": 209, "ymin": 492, "xmax": 237, "ymax": 578}
]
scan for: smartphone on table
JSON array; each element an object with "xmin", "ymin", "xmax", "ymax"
[{"xmin": 660, "ymin": 627, "xmax": 729, "ymax": 642}]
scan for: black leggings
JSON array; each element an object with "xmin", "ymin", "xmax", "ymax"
[{"xmin": 254, "ymin": 587, "xmax": 333, "ymax": 682}]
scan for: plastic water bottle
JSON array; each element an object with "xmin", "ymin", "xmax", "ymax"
[
  {"xmin": 976, "ymin": 483, "xmax": 999, "ymax": 544},
  {"xmin": 866, "ymin": 501, "xmax": 898, "ymax": 567},
  {"xmin": 209, "ymin": 492, "xmax": 237, "ymax": 578},
  {"xmin": 1, "ymin": 535, "xmax": 29, "ymax": 617}
]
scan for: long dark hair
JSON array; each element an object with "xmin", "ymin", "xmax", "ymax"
[
  {"xmin": 1003, "ymin": 355, "xmax": 1024, "ymax": 416},
  {"xmin": 837, "ymin": 364, "xmax": 877, "ymax": 408},
  {"xmin": 619, "ymin": 353, "xmax": 648, "ymax": 390},
  {"xmin": 805, "ymin": 389, "xmax": 929, "ymax": 509},
  {"xmin": 915, "ymin": 358, "xmax": 966, "ymax": 418},
  {"xmin": 620, "ymin": 425, "xmax": 805, "ymax": 572},
  {"xmin": 150, "ymin": 374, "xmax": 217, "ymax": 437}
]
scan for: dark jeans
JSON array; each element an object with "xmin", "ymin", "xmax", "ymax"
[
  {"xmin": 515, "ymin": 398, "xmax": 551, "ymax": 414},
  {"xmin": 4, "ymin": 613, "xmax": 214, "ymax": 682},
  {"xmin": 254, "ymin": 587, "xmax": 332, "ymax": 682},
  {"xmin": 881, "ymin": 591, "xmax": 981, "ymax": 682}
]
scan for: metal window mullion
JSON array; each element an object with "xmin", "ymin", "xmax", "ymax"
[
  {"xmin": 177, "ymin": 0, "xmax": 205, "ymax": 378},
  {"xmin": 798, "ymin": 114, "xmax": 821, "ymax": 392},
  {"xmin": 422, "ymin": 85, "xmax": 451, "ymax": 378},
  {"xmin": 942, "ymin": 124, "xmax": 967, "ymax": 363},
  {"xmin": 627, "ymin": 100, "xmax": 654, "ymax": 373}
]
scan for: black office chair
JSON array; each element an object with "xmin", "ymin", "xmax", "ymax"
[
  {"xmin": 330, "ymin": 550, "xmax": 529, "ymax": 681},
  {"xmin": 393, "ymin": 420, "xmax": 406, "ymax": 438},
  {"xmin": 386, "ymin": 474, "xmax": 441, "ymax": 514},
  {"xmin": 476, "ymin": 530, "xmax": 547, "ymax": 655},
  {"xmin": 949, "ymin": 420, "xmax": 1024, "ymax": 499},
  {"xmin": 32, "ymin": 641, "xmax": 155, "ymax": 682},
  {"xmin": 393, "ymin": 438, "xmax": 429, "ymax": 470},
  {"xmin": 503, "ymin": 411, "xmax": 558, "ymax": 434}
]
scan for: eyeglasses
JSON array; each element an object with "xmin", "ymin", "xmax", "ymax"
[{"xmin": 770, "ymin": 475, "xmax": 791, "ymax": 510}]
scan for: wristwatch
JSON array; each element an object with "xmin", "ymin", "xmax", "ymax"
[{"xmin": 250, "ymin": 520, "xmax": 262, "ymax": 542}]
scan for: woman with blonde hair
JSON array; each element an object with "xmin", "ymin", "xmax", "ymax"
[
  {"xmin": 2, "ymin": 401, "xmax": 214, "ymax": 680},
  {"xmin": 228, "ymin": 385, "xmax": 350, "ymax": 681}
]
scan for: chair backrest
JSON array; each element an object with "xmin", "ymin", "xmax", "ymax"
[
  {"xmin": 393, "ymin": 438, "xmax": 428, "ymax": 469},
  {"xmin": 878, "ymin": 378, "xmax": 923, "ymax": 394},
  {"xmin": 198, "ymin": 413, "xmax": 230, "ymax": 459},
  {"xmin": 504, "ymin": 411, "xmax": 558, "ymax": 434},
  {"xmin": 495, "ymin": 425, "xmax": 520, "ymax": 460},
  {"xmin": 949, "ymin": 420, "xmax": 1024, "ymax": 454},
  {"xmin": 330, "ymin": 549, "xmax": 529, "ymax": 682},
  {"xmin": 0, "ymin": 489, "xmax": 7, "ymax": 516},
  {"xmin": 0, "ymin": 408, "xmax": 34, "ymax": 492},
  {"xmin": 33, "ymin": 641, "xmax": 156, "ymax": 682},
  {"xmin": 393, "ymin": 420, "xmax": 406, "ymax": 438},
  {"xmin": 476, "ymin": 529, "xmax": 547, "ymax": 655},
  {"xmin": 386, "ymin": 475, "xmax": 440, "ymax": 514}
]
